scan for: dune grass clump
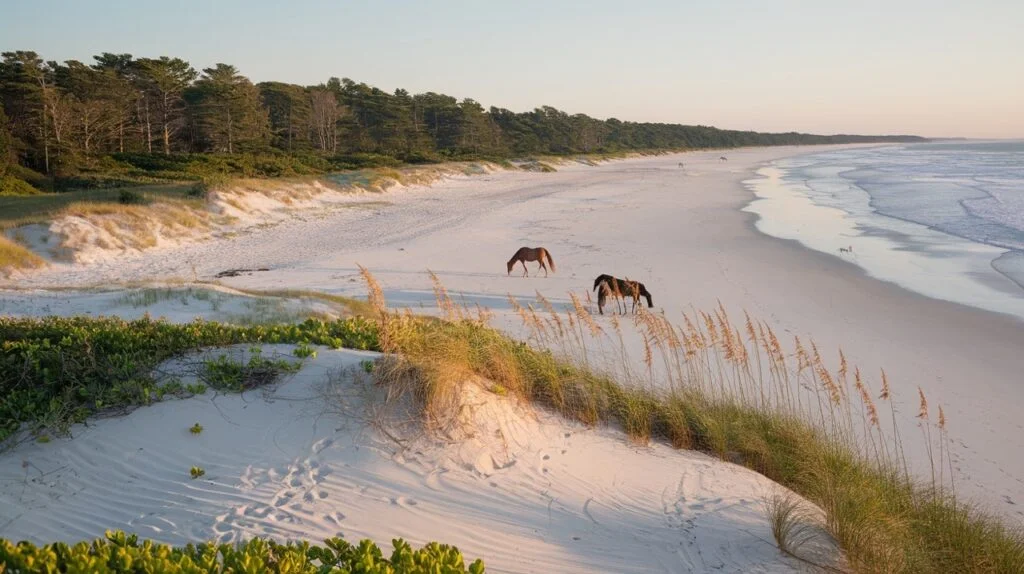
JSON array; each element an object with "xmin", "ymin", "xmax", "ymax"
[
  {"xmin": 0, "ymin": 235, "xmax": 44, "ymax": 275},
  {"xmin": 357, "ymin": 270, "xmax": 1024, "ymax": 573}
]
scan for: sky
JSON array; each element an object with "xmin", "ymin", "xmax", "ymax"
[{"xmin": 2, "ymin": 0, "xmax": 1022, "ymax": 139}]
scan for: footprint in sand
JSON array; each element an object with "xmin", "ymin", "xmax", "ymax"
[
  {"xmin": 242, "ymin": 504, "xmax": 274, "ymax": 519},
  {"xmin": 272, "ymin": 490, "xmax": 296, "ymax": 508},
  {"xmin": 324, "ymin": 511, "xmax": 347, "ymax": 525},
  {"xmin": 688, "ymin": 497, "xmax": 723, "ymax": 511}
]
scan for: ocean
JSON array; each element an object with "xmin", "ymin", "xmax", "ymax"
[{"xmin": 743, "ymin": 140, "xmax": 1024, "ymax": 321}]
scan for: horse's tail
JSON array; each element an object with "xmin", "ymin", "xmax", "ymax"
[{"xmin": 543, "ymin": 249, "xmax": 555, "ymax": 273}]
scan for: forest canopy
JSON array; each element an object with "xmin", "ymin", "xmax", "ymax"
[{"xmin": 0, "ymin": 50, "xmax": 926, "ymax": 191}]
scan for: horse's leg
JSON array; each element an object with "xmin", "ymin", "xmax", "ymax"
[
  {"xmin": 520, "ymin": 260, "xmax": 529, "ymax": 277},
  {"xmin": 539, "ymin": 260, "xmax": 548, "ymax": 277}
]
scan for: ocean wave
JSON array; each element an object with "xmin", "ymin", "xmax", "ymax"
[{"xmin": 743, "ymin": 141, "xmax": 1024, "ymax": 321}]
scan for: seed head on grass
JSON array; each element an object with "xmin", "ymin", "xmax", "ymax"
[
  {"xmin": 855, "ymin": 368, "xmax": 879, "ymax": 428},
  {"xmin": 569, "ymin": 292, "xmax": 603, "ymax": 337},
  {"xmin": 357, "ymin": 264, "xmax": 386, "ymax": 315}
]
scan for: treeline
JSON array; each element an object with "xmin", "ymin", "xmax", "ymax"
[{"xmin": 0, "ymin": 50, "xmax": 926, "ymax": 190}]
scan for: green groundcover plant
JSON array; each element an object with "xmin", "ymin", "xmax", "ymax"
[
  {"xmin": 0, "ymin": 530, "xmax": 485, "ymax": 573},
  {"xmin": 0, "ymin": 315, "xmax": 380, "ymax": 443}
]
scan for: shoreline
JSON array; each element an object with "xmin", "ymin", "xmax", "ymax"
[
  {"xmin": 739, "ymin": 164, "xmax": 1024, "ymax": 327},
  {"xmin": 739, "ymin": 146, "xmax": 1024, "ymax": 324}
]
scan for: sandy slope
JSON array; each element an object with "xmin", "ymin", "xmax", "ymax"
[{"xmin": 0, "ymin": 345, "xmax": 816, "ymax": 573}]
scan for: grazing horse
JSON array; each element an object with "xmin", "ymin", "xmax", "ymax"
[
  {"xmin": 507, "ymin": 246, "xmax": 556, "ymax": 277},
  {"xmin": 593, "ymin": 274, "xmax": 653, "ymax": 315},
  {"xmin": 719, "ymin": 156, "xmax": 728, "ymax": 162},
  {"xmin": 839, "ymin": 245, "xmax": 853, "ymax": 254}
]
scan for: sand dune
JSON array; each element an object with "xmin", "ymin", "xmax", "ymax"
[{"xmin": 0, "ymin": 345, "xmax": 819, "ymax": 573}]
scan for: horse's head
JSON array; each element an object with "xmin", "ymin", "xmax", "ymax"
[
  {"xmin": 639, "ymin": 284, "xmax": 653, "ymax": 308},
  {"xmin": 506, "ymin": 259, "xmax": 514, "ymax": 275}
]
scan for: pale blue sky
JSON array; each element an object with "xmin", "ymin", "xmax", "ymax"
[{"xmin": 3, "ymin": 0, "xmax": 1021, "ymax": 138}]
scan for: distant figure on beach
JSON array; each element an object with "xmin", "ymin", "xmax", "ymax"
[
  {"xmin": 593, "ymin": 274, "xmax": 653, "ymax": 315},
  {"xmin": 719, "ymin": 156, "xmax": 728, "ymax": 162},
  {"xmin": 839, "ymin": 245, "xmax": 853, "ymax": 254},
  {"xmin": 678, "ymin": 162, "xmax": 685, "ymax": 168},
  {"xmin": 506, "ymin": 246, "xmax": 556, "ymax": 277}
]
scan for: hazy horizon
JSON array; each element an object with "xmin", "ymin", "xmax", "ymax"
[{"xmin": 2, "ymin": 0, "xmax": 1021, "ymax": 139}]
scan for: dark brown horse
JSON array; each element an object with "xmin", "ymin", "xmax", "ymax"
[
  {"xmin": 593, "ymin": 274, "xmax": 653, "ymax": 315},
  {"xmin": 507, "ymin": 246, "xmax": 556, "ymax": 277}
]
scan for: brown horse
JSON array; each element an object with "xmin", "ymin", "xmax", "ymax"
[
  {"xmin": 593, "ymin": 274, "xmax": 653, "ymax": 315},
  {"xmin": 507, "ymin": 246, "xmax": 556, "ymax": 277}
]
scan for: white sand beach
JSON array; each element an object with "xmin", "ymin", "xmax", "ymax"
[{"xmin": 2, "ymin": 146, "xmax": 1023, "ymax": 571}]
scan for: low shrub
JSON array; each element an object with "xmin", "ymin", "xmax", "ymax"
[
  {"xmin": 0, "ymin": 315, "xmax": 379, "ymax": 443},
  {"xmin": 0, "ymin": 530, "xmax": 485, "ymax": 573},
  {"xmin": 200, "ymin": 348, "xmax": 300, "ymax": 391},
  {"xmin": 0, "ymin": 175, "xmax": 42, "ymax": 196},
  {"xmin": 117, "ymin": 189, "xmax": 147, "ymax": 205}
]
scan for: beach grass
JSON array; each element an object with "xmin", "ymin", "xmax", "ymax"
[
  {"xmin": 359, "ymin": 270, "xmax": 1024, "ymax": 573},
  {"xmin": 0, "ymin": 235, "xmax": 45, "ymax": 275},
  {"xmin": 2, "ymin": 269, "xmax": 1022, "ymax": 572}
]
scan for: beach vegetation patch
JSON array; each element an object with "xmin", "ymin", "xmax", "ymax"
[
  {"xmin": 199, "ymin": 347, "xmax": 300, "ymax": 392},
  {"xmin": 0, "ymin": 235, "xmax": 45, "ymax": 275},
  {"xmin": 0, "ymin": 530, "xmax": 486, "ymax": 573},
  {"xmin": 0, "ymin": 315, "xmax": 378, "ymax": 445}
]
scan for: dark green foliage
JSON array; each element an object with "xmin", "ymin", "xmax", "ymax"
[
  {"xmin": 0, "ymin": 101, "xmax": 11, "ymax": 176},
  {"xmin": 0, "ymin": 49, "xmax": 926, "ymax": 191},
  {"xmin": 199, "ymin": 348, "xmax": 301, "ymax": 391},
  {"xmin": 117, "ymin": 189, "xmax": 146, "ymax": 204},
  {"xmin": 0, "ymin": 530, "xmax": 486, "ymax": 573},
  {"xmin": 0, "ymin": 315, "xmax": 380, "ymax": 443},
  {"xmin": 0, "ymin": 174, "xmax": 39, "ymax": 196}
]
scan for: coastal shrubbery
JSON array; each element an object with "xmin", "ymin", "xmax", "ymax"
[
  {"xmin": 0, "ymin": 315, "xmax": 378, "ymax": 444},
  {"xmin": 0, "ymin": 530, "xmax": 485, "ymax": 573}
]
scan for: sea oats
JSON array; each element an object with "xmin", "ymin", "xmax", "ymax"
[{"xmin": 917, "ymin": 387, "xmax": 929, "ymax": 420}]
